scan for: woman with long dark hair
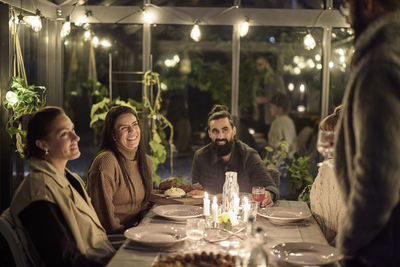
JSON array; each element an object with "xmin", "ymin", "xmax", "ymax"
[
  {"xmin": 10, "ymin": 106, "xmax": 115, "ymax": 266},
  {"xmin": 87, "ymin": 106, "xmax": 153, "ymax": 234}
]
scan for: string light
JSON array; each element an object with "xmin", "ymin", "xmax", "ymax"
[
  {"xmin": 303, "ymin": 33, "xmax": 316, "ymax": 50},
  {"xmin": 60, "ymin": 16, "xmax": 71, "ymax": 38},
  {"xmin": 239, "ymin": 18, "xmax": 249, "ymax": 37},
  {"xmin": 83, "ymin": 30, "xmax": 91, "ymax": 41},
  {"xmin": 143, "ymin": 10, "xmax": 154, "ymax": 24},
  {"xmin": 24, "ymin": 9, "xmax": 42, "ymax": 32},
  {"xmin": 5, "ymin": 91, "xmax": 18, "ymax": 106},
  {"xmin": 91, "ymin": 36, "xmax": 99, "ymax": 47},
  {"xmin": 100, "ymin": 39, "xmax": 111, "ymax": 48},
  {"xmin": 191, "ymin": 23, "xmax": 201, "ymax": 42}
]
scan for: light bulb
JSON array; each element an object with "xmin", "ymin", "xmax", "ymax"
[
  {"xmin": 60, "ymin": 21, "xmax": 71, "ymax": 37},
  {"xmin": 288, "ymin": 83, "xmax": 294, "ymax": 91},
  {"xmin": 297, "ymin": 105, "xmax": 306, "ymax": 112},
  {"xmin": 191, "ymin": 24, "xmax": 201, "ymax": 42},
  {"xmin": 92, "ymin": 36, "xmax": 99, "ymax": 47},
  {"xmin": 24, "ymin": 15, "xmax": 42, "ymax": 32},
  {"xmin": 239, "ymin": 20, "xmax": 249, "ymax": 37},
  {"xmin": 83, "ymin": 30, "xmax": 91, "ymax": 41},
  {"xmin": 299, "ymin": 84, "xmax": 306, "ymax": 92},
  {"xmin": 100, "ymin": 39, "xmax": 111, "ymax": 48},
  {"xmin": 143, "ymin": 11, "xmax": 154, "ymax": 24},
  {"xmin": 5, "ymin": 91, "xmax": 18, "ymax": 106},
  {"xmin": 75, "ymin": 15, "xmax": 88, "ymax": 27},
  {"xmin": 304, "ymin": 33, "xmax": 316, "ymax": 50}
]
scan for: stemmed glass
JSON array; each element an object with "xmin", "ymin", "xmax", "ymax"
[
  {"xmin": 186, "ymin": 218, "xmax": 205, "ymax": 251},
  {"xmin": 252, "ymin": 186, "xmax": 266, "ymax": 205},
  {"xmin": 317, "ymin": 130, "xmax": 335, "ymax": 160}
]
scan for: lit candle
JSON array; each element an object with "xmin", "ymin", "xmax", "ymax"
[
  {"xmin": 203, "ymin": 192, "xmax": 210, "ymax": 216},
  {"xmin": 242, "ymin": 196, "xmax": 251, "ymax": 222},
  {"xmin": 229, "ymin": 210, "xmax": 239, "ymax": 226},
  {"xmin": 233, "ymin": 192, "xmax": 240, "ymax": 216},
  {"xmin": 211, "ymin": 196, "xmax": 218, "ymax": 222}
]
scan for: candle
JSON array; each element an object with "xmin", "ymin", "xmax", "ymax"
[
  {"xmin": 203, "ymin": 192, "xmax": 210, "ymax": 216},
  {"xmin": 229, "ymin": 210, "xmax": 239, "ymax": 226},
  {"xmin": 242, "ymin": 196, "xmax": 251, "ymax": 222},
  {"xmin": 211, "ymin": 196, "xmax": 218, "ymax": 222},
  {"xmin": 233, "ymin": 192, "xmax": 240, "ymax": 216}
]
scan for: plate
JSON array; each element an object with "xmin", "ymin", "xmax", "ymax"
[
  {"xmin": 124, "ymin": 224, "xmax": 186, "ymax": 247},
  {"xmin": 153, "ymin": 204, "xmax": 203, "ymax": 221},
  {"xmin": 271, "ymin": 242, "xmax": 343, "ymax": 265},
  {"xmin": 189, "ymin": 194, "xmax": 204, "ymax": 199},
  {"xmin": 258, "ymin": 207, "xmax": 311, "ymax": 225}
]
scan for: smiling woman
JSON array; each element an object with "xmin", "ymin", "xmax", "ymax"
[{"xmin": 86, "ymin": 106, "xmax": 153, "ymax": 235}]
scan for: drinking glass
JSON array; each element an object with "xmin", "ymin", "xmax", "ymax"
[
  {"xmin": 252, "ymin": 186, "xmax": 266, "ymax": 205},
  {"xmin": 317, "ymin": 130, "xmax": 335, "ymax": 160},
  {"xmin": 186, "ymin": 218, "xmax": 205, "ymax": 250}
]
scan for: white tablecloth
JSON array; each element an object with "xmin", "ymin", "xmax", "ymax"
[{"xmin": 107, "ymin": 200, "xmax": 338, "ymax": 267}]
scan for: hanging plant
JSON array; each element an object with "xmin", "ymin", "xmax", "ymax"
[
  {"xmin": 3, "ymin": 11, "xmax": 46, "ymax": 158},
  {"xmin": 3, "ymin": 77, "xmax": 46, "ymax": 157}
]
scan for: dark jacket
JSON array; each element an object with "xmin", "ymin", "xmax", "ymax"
[{"xmin": 335, "ymin": 10, "xmax": 400, "ymax": 266}]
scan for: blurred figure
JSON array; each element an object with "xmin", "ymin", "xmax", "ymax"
[
  {"xmin": 192, "ymin": 104, "xmax": 279, "ymax": 207},
  {"xmin": 10, "ymin": 106, "xmax": 115, "ymax": 266},
  {"xmin": 166, "ymin": 93, "xmax": 192, "ymax": 155},
  {"xmin": 310, "ymin": 105, "xmax": 345, "ymax": 245},
  {"xmin": 252, "ymin": 56, "xmax": 285, "ymax": 132},
  {"xmin": 268, "ymin": 92, "xmax": 297, "ymax": 154},
  {"xmin": 87, "ymin": 106, "xmax": 153, "ymax": 234},
  {"xmin": 335, "ymin": 0, "xmax": 400, "ymax": 266}
]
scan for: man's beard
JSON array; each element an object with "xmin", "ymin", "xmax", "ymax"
[{"xmin": 212, "ymin": 138, "xmax": 234, "ymax": 157}]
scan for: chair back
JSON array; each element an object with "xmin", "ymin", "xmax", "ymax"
[{"xmin": 0, "ymin": 208, "xmax": 39, "ymax": 267}]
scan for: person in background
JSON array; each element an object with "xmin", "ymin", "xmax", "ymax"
[
  {"xmin": 335, "ymin": 0, "xmax": 400, "ymax": 266},
  {"xmin": 10, "ymin": 106, "xmax": 115, "ymax": 266},
  {"xmin": 87, "ymin": 106, "xmax": 153, "ymax": 234},
  {"xmin": 192, "ymin": 104, "xmax": 279, "ymax": 207},
  {"xmin": 267, "ymin": 92, "xmax": 297, "ymax": 154},
  {"xmin": 310, "ymin": 105, "xmax": 345, "ymax": 245}
]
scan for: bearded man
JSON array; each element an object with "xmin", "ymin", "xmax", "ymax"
[
  {"xmin": 335, "ymin": 0, "xmax": 400, "ymax": 266},
  {"xmin": 192, "ymin": 105, "xmax": 279, "ymax": 207}
]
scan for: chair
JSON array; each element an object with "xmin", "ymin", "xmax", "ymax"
[{"xmin": 0, "ymin": 208, "xmax": 38, "ymax": 267}]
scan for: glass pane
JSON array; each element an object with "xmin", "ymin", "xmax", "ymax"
[
  {"xmin": 63, "ymin": 24, "xmax": 143, "ymax": 177},
  {"xmin": 152, "ymin": 24, "xmax": 232, "ymax": 181},
  {"xmin": 329, "ymin": 27, "xmax": 354, "ymax": 111},
  {"xmin": 241, "ymin": 0, "xmax": 325, "ymax": 9},
  {"xmin": 240, "ymin": 26, "xmax": 323, "ymax": 198}
]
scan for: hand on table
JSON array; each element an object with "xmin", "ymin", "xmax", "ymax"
[{"xmin": 261, "ymin": 191, "xmax": 274, "ymax": 207}]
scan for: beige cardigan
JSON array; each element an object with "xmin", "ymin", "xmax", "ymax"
[{"xmin": 10, "ymin": 159, "xmax": 115, "ymax": 263}]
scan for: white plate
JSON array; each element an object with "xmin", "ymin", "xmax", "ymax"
[
  {"xmin": 271, "ymin": 242, "xmax": 343, "ymax": 265},
  {"xmin": 124, "ymin": 224, "xmax": 186, "ymax": 247},
  {"xmin": 153, "ymin": 204, "xmax": 203, "ymax": 221},
  {"xmin": 258, "ymin": 207, "xmax": 311, "ymax": 225},
  {"xmin": 189, "ymin": 194, "xmax": 204, "ymax": 199}
]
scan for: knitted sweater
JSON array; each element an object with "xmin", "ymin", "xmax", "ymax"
[{"xmin": 87, "ymin": 146, "xmax": 153, "ymax": 234}]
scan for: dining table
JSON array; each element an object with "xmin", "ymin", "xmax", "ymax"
[{"xmin": 107, "ymin": 200, "xmax": 340, "ymax": 267}]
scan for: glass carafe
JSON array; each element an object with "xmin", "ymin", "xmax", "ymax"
[{"xmin": 222, "ymin": 171, "xmax": 239, "ymax": 213}]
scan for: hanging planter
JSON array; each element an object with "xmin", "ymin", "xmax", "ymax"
[{"xmin": 3, "ymin": 10, "xmax": 46, "ymax": 158}]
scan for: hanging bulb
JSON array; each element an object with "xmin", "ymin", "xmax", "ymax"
[
  {"xmin": 304, "ymin": 33, "xmax": 316, "ymax": 50},
  {"xmin": 83, "ymin": 30, "xmax": 91, "ymax": 41},
  {"xmin": 143, "ymin": 10, "xmax": 154, "ymax": 24},
  {"xmin": 24, "ymin": 9, "xmax": 42, "ymax": 32},
  {"xmin": 239, "ymin": 20, "xmax": 249, "ymax": 37},
  {"xmin": 91, "ymin": 36, "xmax": 99, "ymax": 47},
  {"xmin": 60, "ymin": 16, "xmax": 71, "ymax": 38},
  {"xmin": 191, "ymin": 24, "xmax": 201, "ymax": 42}
]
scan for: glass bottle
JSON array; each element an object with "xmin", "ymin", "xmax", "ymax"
[
  {"xmin": 222, "ymin": 171, "xmax": 239, "ymax": 213},
  {"xmin": 240, "ymin": 216, "xmax": 268, "ymax": 267}
]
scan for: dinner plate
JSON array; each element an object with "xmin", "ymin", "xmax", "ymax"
[
  {"xmin": 258, "ymin": 207, "xmax": 311, "ymax": 225},
  {"xmin": 189, "ymin": 194, "xmax": 203, "ymax": 199},
  {"xmin": 124, "ymin": 224, "xmax": 186, "ymax": 247},
  {"xmin": 271, "ymin": 242, "xmax": 343, "ymax": 265},
  {"xmin": 153, "ymin": 204, "xmax": 203, "ymax": 221}
]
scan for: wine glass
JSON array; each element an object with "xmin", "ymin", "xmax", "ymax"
[
  {"xmin": 317, "ymin": 130, "xmax": 335, "ymax": 160},
  {"xmin": 186, "ymin": 218, "xmax": 205, "ymax": 250},
  {"xmin": 252, "ymin": 186, "xmax": 266, "ymax": 206}
]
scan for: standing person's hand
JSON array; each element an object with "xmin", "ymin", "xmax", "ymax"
[{"xmin": 261, "ymin": 191, "xmax": 274, "ymax": 207}]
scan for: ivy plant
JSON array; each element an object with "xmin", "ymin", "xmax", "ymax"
[{"xmin": 3, "ymin": 76, "xmax": 46, "ymax": 157}]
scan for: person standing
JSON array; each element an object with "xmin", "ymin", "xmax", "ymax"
[
  {"xmin": 335, "ymin": 0, "xmax": 400, "ymax": 266},
  {"xmin": 87, "ymin": 106, "xmax": 153, "ymax": 234},
  {"xmin": 192, "ymin": 105, "xmax": 279, "ymax": 207}
]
